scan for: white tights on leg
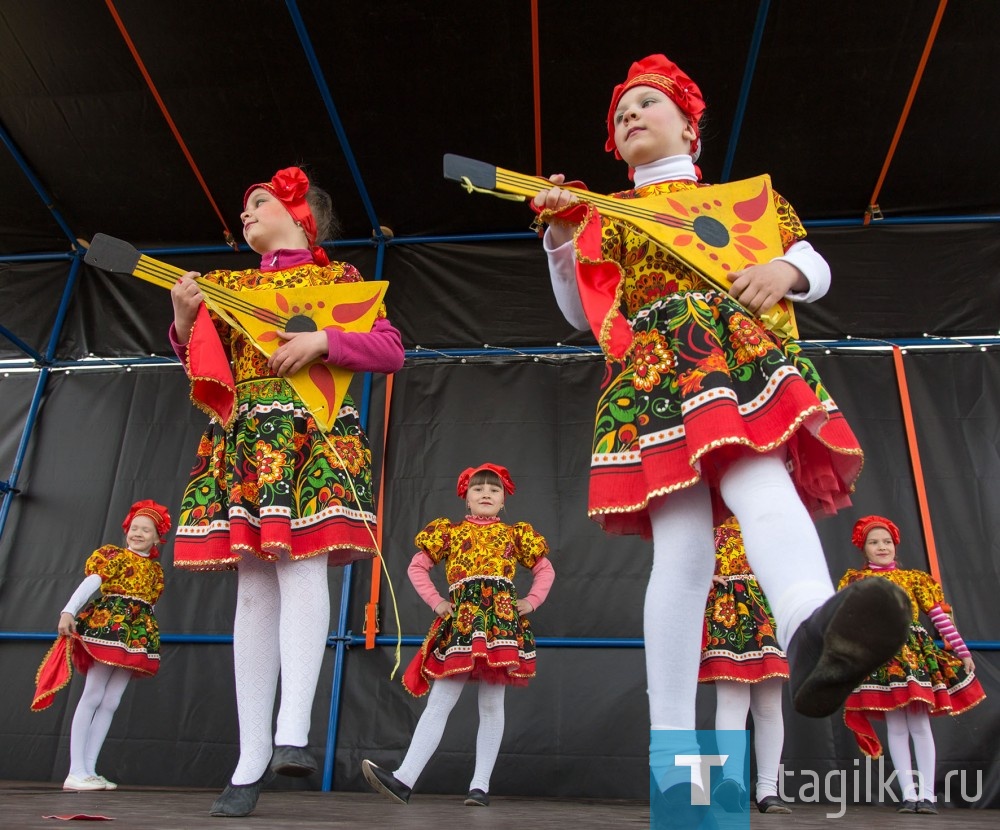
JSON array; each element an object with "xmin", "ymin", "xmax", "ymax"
[
  {"xmin": 394, "ymin": 676, "xmax": 466, "ymax": 787},
  {"xmin": 469, "ymin": 683, "xmax": 506, "ymax": 793},
  {"xmin": 231, "ymin": 554, "xmax": 330, "ymax": 785},
  {"xmin": 886, "ymin": 706, "xmax": 936, "ymax": 803},
  {"xmin": 69, "ymin": 662, "xmax": 131, "ymax": 778},
  {"xmin": 713, "ymin": 679, "xmax": 785, "ymax": 798},
  {"xmin": 718, "ymin": 453, "xmax": 835, "ymax": 649}
]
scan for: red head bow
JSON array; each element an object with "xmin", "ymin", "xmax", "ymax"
[
  {"xmin": 122, "ymin": 499, "xmax": 172, "ymax": 558},
  {"xmin": 243, "ymin": 166, "xmax": 329, "ymax": 265},
  {"xmin": 605, "ymin": 54, "xmax": 706, "ymax": 162},
  {"xmin": 456, "ymin": 463, "xmax": 516, "ymax": 498},
  {"xmin": 851, "ymin": 515, "xmax": 901, "ymax": 549}
]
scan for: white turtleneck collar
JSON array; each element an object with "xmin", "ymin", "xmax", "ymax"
[{"xmin": 632, "ymin": 155, "xmax": 698, "ymax": 188}]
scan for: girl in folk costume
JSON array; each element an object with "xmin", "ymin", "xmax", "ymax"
[
  {"xmin": 840, "ymin": 516, "xmax": 985, "ymax": 815},
  {"xmin": 700, "ymin": 516, "xmax": 791, "ymax": 814},
  {"xmin": 168, "ymin": 166, "xmax": 404, "ymax": 817},
  {"xmin": 531, "ymin": 53, "xmax": 911, "ymax": 799},
  {"xmin": 362, "ymin": 463, "xmax": 554, "ymax": 807},
  {"xmin": 31, "ymin": 500, "xmax": 170, "ymax": 791}
]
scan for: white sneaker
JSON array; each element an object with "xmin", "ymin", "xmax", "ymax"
[
  {"xmin": 63, "ymin": 773, "xmax": 106, "ymax": 791},
  {"xmin": 95, "ymin": 775, "xmax": 118, "ymax": 790}
]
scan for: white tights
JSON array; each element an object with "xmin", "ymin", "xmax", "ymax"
[
  {"xmin": 646, "ymin": 452, "xmax": 833, "ymax": 732},
  {"xmin": 230, "ymin": 553, "xmax": 330, "ymax": 785},
  {"xmin": 714, "ymin": 679, "xmax": 785, "ymax": 799},
  {"xmin": 394, "ymin": 676, "xmax": 506, "ymax": 794},
  {"xmin": 69, "ymin": 661, "xmax": 131, "ymax": 778},
  {"xmin": 885, "ymin": 705, "xmax": 936, "ymax": 802}
]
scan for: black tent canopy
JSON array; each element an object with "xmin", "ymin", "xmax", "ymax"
[{"xmin": 1, "ymin": 0, "xmax": 997, "ymax": 808}]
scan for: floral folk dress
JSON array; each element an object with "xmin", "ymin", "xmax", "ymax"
[
  {"xmin": 402, "ymin": 516, "xmax": 549, "ymax": 696},
  {"xmin": 73, "ymin": 545, "xmax": 164, "ymax": 676},
  {"xmin": 173, "ymin": 261, "xmax": 381, "ymax": 570},
  {"xmin": 839, "ymin": 565, "xmax": 986, "ymax": 756},
  {"xmin": 699, "ymin": 517, "xmax": 788, "ymax": 683},
  {"xmin": 574, "ymin": 181, "xmax": 863, "ymax": 536}
]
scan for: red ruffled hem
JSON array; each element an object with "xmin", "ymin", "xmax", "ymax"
[
  {"xmin": 173, "ymin": 514, "xmax": 376, "ymax": 570},
  {"xmin": 699, "ymin": 653, "xmax": 789, "ymax": 684},
  {"xmin": 591, "ymin": 399, "xmax": 861, "ymax": 538},
  {"xmin": 844, "ymin": 676, "xmax": 987, "ymax": 757},
  {"xmin": 402, "ymin": 626, "xmax": 534, "ymax": 697}
]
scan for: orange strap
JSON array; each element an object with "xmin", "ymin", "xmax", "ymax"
[
  {"xmin": 891, "ymin": 346, "xmax": 942, "ymax": 585},
  {"xmin": 365, "ymin": 373, "xmax": 394, "ymax": 648},
  {"xmin": 864, "ymin": 0, "xmax": 948, "ymax": 225},
  {"xmin": 104, "ymin": 0, "xmax": 237, "ymax": 249}
]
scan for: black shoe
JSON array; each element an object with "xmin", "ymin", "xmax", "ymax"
[
  {"xmin": 271, "ymin": 744, "xmax": 317, "ymax": 777},
  {"xmin": 787, "ymin": 579, "xmax": 911, "ymax": 718},
  {"xmin": 897, "ymin": 799, "xmax": 918, "ymax": 813},
  {"xmin": 916, "ymin": 799, "xmax": 939, "ymax": 815},
  {"xmin": 651, "ymin": 782, "xmax": 719, "ymax": 830},
  {"xmin": 756, "ymin": 795, "xmax": 793, "ymax": 814},
  {"xmin": 712, "ymin": 778, "xmax": 748, "ymax": 813},
  {"xmin": 464, "ymin": 788, "xmax": 489, "ymax": 807},
  {"xmin": 209, "ymin": 772, "xmax": 271, "ymax": 818},
  {"xmin": 361, "ymin": 759, "xmax": 410, "ymax": 805}
]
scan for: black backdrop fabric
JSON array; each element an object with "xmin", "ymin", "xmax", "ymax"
[{"xmin": 1, "ymin": 351, "xmax": 997, "ymax": 806}]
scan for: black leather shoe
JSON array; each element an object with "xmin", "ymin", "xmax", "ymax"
[
  {"xmin": 712, "ymin": 778, "xmax": 748, "ymax": 813},
  {"xmin": 271, "ymin": 744, "xmax": 317, "ymax": 777},
  {"xmin": 651, "ymin": 782, "xmax": 719, "ymax": 830},
  {"xmin": 897, "ymin": 799, "xmax": 918, "ymax": 813},
  {"xmin": 756, "ymin": 795, "xmax": 793, "ymax": 814},
  {"xmin": 209, "ymin": 773, "xmax": 271, "ymax": 818},
  {"xmin": 787, "ymin": 579, "xmax": 911, "ymax": 718},
  {"xmin": 361, "ymin": 759, "xmax": 410, "ymax": 805},
  {"xmin": 916, "ymin": 799, "xmax": 939, "ymax": 814},
  {"xmin": 464, "ymin": 788, "xmax": 489, "ymax": 807}
]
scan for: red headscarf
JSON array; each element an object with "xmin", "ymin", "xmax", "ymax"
[
  {"xmin": 605, "ymin": 53, "xmax": 706, "ymax": 162},
  {"xmin": 122, "ymin": 499, "xmax": 172, "ymax": 559},
  {"xmin": 851, "ymin": 515, "xmax": 901, "ymax": 550},
  {"xmin": 456, "ymin": 463, "xmax": 516, "ymax": 498},
  {"xmin": 243, "ymin": 166, "xmax": 330, "ymax": 265}
]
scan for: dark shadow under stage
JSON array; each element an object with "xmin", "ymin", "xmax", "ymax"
[{"xmin": 0, "ymin": 782, "xmax": 996, "ymax": 829}]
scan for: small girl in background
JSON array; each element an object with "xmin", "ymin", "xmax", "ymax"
[
  {"xmin": 362, "ymin": 463, "xmax": 554, "ymax": 807},
  {"xmin": 700, "ymin": 516, "xmax": 790, "ymax": 815},
  {"xmin": 840, "ymin": 516, "xmax": 985, "ymax": 815},
  {"xmin": 32, "ymin": 500, "xmax": 170, "ymax": 791}
]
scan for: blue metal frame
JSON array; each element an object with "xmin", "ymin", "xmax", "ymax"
[{"xmin": 720, "ymin": 0, "xmax": 771, "ymax": 183}]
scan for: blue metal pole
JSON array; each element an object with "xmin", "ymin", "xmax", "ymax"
[
  {"xmin": 0, "ymin": 255, "xmax": 82, "ymax": 542},
  {"xmin": 321, "ymin": 369, "xmax": 376, "ymax": 791},
  {"xmin": 284, "ymin": 0, "xmax": 382, "ymax": 238},
  {"xmin": 720, "ymin": 0, "xmax": 771, "ymax": 183}
]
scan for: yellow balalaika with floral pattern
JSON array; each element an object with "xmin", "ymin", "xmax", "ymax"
[
  {"xmin": 84, "ymin": 234, "xmax": 387, "ymax": 432},
  {"xmin": 444, "ymin": 154, "xmax": 797, "ymax": 340}
]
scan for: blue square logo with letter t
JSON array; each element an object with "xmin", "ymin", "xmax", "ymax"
[{"xmin": 650, "ymin": 729, "xmax": 750, "ymax": 829}]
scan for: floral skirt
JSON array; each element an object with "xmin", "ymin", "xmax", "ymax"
[
  {"xmin": 699, "ymin": 574, "xmax": 789, "ymax": 683},
  {"xmin": 174, "ymin": 379, "xmax": 378, "ymax": 570},
  {"xmin": 843, "ymin": 623, "xmax": 986, "ymax": 756},
  {"xmin": 74, "ymin": 595, "xmax": 160, "ymax": 676},
  {"xmin": 588, "ymin": 292, "xmax": 863, "ymax": 536},
  {"xmin": 402, "ymin": 577, "xmax": 536, "ymax": 697}
]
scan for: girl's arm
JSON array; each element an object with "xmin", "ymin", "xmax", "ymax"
[
  {"xmin": 268, "ymin": 317, "xmax": 404, "ymax": 377},
  {"xmin": 407, "ymin": 551, "xmax": 450, "ymax": 616},
  {"xmin": 57, "ymin": 573, "xmax": 102, "ymax": 635},
  {"xmin": 927, "ymin": 603, "xmax": 975, "ymax": 671},
  {"xmin": 518, "ymin": 557, "xmax": 555, "ymax": 613}
]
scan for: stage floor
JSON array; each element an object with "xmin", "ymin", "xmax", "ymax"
[{"xmin": 0, "ymin": 781, "xmax": 994, "ymax": 829}]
